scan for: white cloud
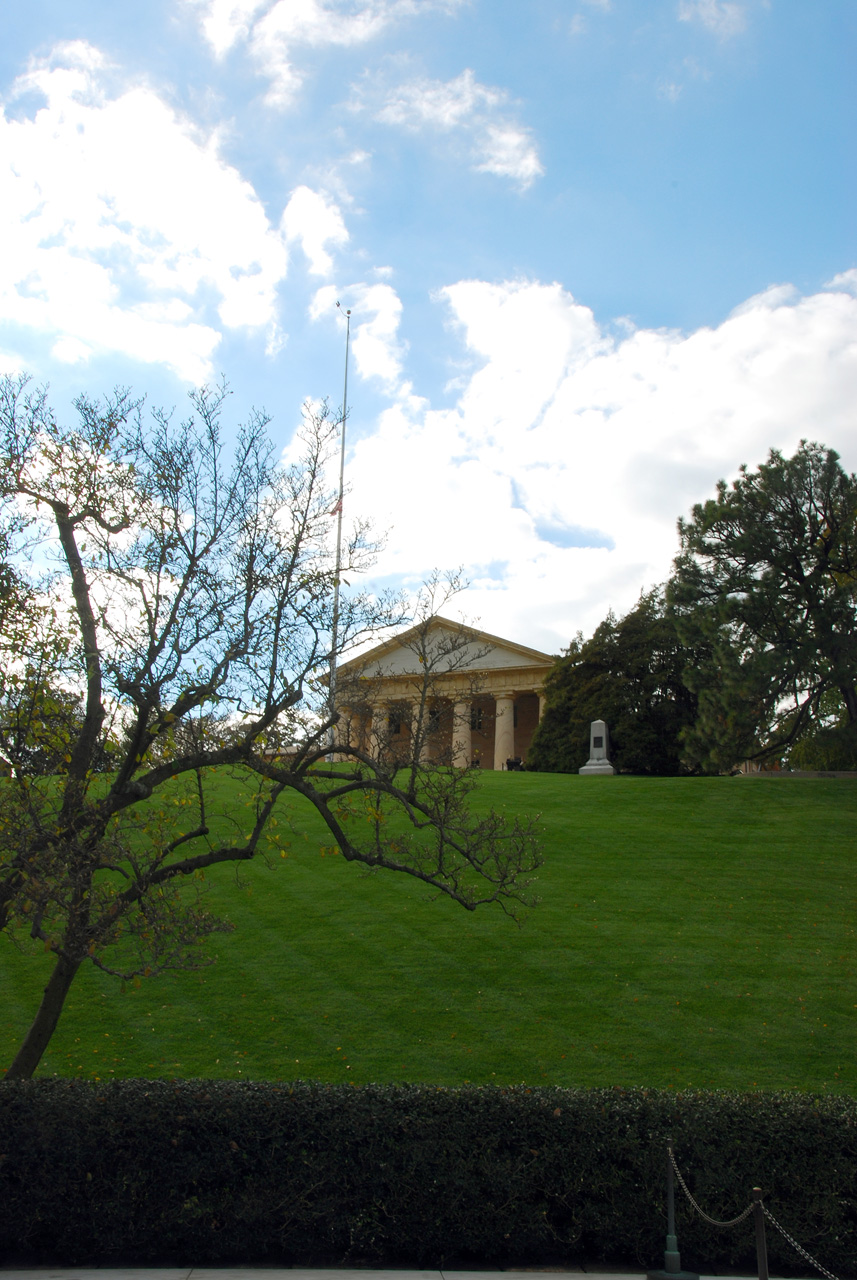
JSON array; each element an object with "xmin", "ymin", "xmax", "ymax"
[
  {"xmin": 826, "ymin": 269, "xmax": 857, "ymax": 295},
  {"xmin": 309, "ymin": 284, "xmax": 339, "ymax": 323},
  {"xmin": 188, "ymin": 0, "xmax": 463, "ymax": 106},
  {"xmin": 569, "ymin": 0, "xmax": 612, "ymax": 35},
  {"xmin": 678, "ymin": 0, "xmax": 747, "ymax": 38},
  {"xmin": 658, "ymin": 80, "xmax": 683, "ymax": 103},
  {"xmin": 348, "ymin": 277, "xmax": 857, "ymax": 652},
  {"xmin": 656, "ymin": 55, "xmax": 710, "ymax": 102},
  {"xmin": 473, "ymin": 123, "xmax": 544, "ymax": 186},
  {"xmin": 376, "ymin": 67, "xmax": 503, "ymax": 129},
  {"xmin": 0, "ymin": 42, "xmax": 289, "ymax": 382},
  {"xmin": 312, "ymin": 280, "xmax": 409, "ymax": 391},
  {"xmin": 350, "ymin": 282, "xmax": 409, "ymax": 388},
  {"xmin": 365, "ymin": 68, "xmax": 543, "ymax": 188},
  {"xmin": 281, "ymin": 186, "xmax": 349, "ymax": 275},
  {"xmin": 302, "ymin": 148, "xmax": 371, "ymax": 208},
  {"xmin": 185, "ymin": 0, "xmax": 270, "ymax": 58},
  {"xmin": 728, "ymin": 282, "xmax": 799, "ymax": 317},
  {"xmin": 0, "ymin": 351, "xmax": 22, "ymax": 376}
]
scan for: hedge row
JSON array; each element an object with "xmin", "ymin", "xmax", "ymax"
[{"xmin": 0, "ymin": 1081, "xmax": 854, "ymax": 1272}]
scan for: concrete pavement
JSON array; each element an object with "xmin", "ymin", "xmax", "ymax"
[{"xmin": 0, "ymin": 1268, "xmax": 776, "ymax": 1280}]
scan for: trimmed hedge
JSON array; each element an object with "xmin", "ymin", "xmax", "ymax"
[{"xmin": 0, "ymin": 1081, "xmax": 854, "ymax": 1272}]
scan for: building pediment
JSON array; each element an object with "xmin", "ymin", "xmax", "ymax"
[{"xmin": 340, "ymin": 616, "xmax": 554, "ymax": 679}]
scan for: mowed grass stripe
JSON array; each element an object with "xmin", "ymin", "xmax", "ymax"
[{"xmin": 2, "ymin": 774, "xmax": 854, "ymax": 1090}]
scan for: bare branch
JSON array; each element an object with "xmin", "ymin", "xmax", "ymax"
[{"xmin": 0, "ymin": 376, "xmax": 542, "ymax": 1079}]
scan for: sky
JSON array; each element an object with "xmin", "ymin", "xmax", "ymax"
[{"xmin": 1, "ymin": 0, "xmax": 855, "ymax": 654}]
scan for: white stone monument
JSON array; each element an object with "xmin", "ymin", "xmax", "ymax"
[{"xmin": 579, "ymin": 719, "xmax": 614, "ymax": 775}]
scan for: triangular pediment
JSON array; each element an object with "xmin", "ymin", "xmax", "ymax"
[{"xmin": 339, "ymin": 616, "xmax": 554, "ymax": 679}]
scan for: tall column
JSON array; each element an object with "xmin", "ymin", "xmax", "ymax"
[
  {"xmin": 537, "ymin": 691, "xmax": 545, "ymax": 721},
  {"xmin": 331, "ymin": 702, "xmax": 350, "ymax": 761},
  {"xmin": 411, "ymin": 700, "xmax": 429, "ymax": 762},
  {"xmin": 364, "ymin": 707, "xmax": 379, "ymax": 757},
  {"xmin": 452, "ymin": 701, "xmax": 471, "ymax": 769},
  {"xmin": 494, "ymin": 694, "xmax": 515, "ymax": 770}
]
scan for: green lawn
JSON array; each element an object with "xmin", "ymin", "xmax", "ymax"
[{"xmin": 2, "ymin": 773, "xmax": 855, "ymax": 1091}]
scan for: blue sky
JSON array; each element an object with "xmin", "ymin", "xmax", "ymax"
[{"xmin": 2, "ymin": 0, "xmax": 855, "ymax": 651}]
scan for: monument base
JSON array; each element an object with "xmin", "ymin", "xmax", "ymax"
[
  {"xmin": 579, "ymin": 761, "xmax": 615, "ymax": 775},
  {"xmin": 646, "ymin": 1271, "xmax": 699, "ymax": 1280}
]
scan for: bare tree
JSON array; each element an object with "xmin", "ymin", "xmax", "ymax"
[{"xmin": 0, "ymin": 376, "xmax": 542, "ymax": 1080}]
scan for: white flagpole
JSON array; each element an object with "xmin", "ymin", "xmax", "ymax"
[{"xmin": 328, "ymin": 302, "xmax": 351, "ymax": 751}]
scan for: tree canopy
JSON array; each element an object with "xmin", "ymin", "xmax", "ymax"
[
  {"xmin": 668, "ymin": 440, "xmax": 857, "ymax": 772},
  {"xmin": 527, "ymin": 589, "xmax": 699, "ymax": 775},
  {"xmin": 0, "ymin": 376, "xmax": 541, "ymax": 1079}
]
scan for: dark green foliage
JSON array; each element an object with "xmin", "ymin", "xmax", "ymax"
[
  {"xmin": 669, "ymin": 441, "xmax": 857, "ymax": 773},
  {"xmin": 1, "ymin": 1080, "xmax": 854, "ymax": 1273},
  {"xmin": 788, "ymin": 708, "xmax": 857, "ymax": 771},
  {"xmin": 528, "ymin": 590, "xmax": 698, "ymax": 774},
  {"xmin": 790, "ymin": 724, "xmax": 857, "ymax": 771}
]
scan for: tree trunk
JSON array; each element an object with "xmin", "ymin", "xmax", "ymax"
[
  {"xmin": 841, "ymin": 685, "xmax": 857, "ymax": 723},
  {"xmin": 4, "ymin": 952, "xmax": 82, "ymax": 1080}
]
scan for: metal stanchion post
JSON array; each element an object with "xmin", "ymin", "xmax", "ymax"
[
  {"xmin": 647, "ymin": 1141, "xmax": 699, "ymax": 1280},
  {"xmin": 753, "ymin": 1188, "xmax": 769, "ymax": 1280}
]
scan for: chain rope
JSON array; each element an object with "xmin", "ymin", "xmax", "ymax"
[
  {"xmin": 667, "ymin": 1148, "xmax": 841, "ymax": 1280},
  {"xmin": 668, "ymin": 1147, "xmax": 755, "ymax": 1228},
  {"xmin": 762, "ymin": 1204, "xmax": 841, "ymax": 1280}
]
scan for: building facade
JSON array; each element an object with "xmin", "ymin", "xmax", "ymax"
[{"xmin": 335, "ymin": 616, "xmax": 554, "ymax": 770}]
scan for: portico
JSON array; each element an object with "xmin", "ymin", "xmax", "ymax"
[{"xmin": 335, "ymin": 617, "xmax": 554, "ymax": 769}]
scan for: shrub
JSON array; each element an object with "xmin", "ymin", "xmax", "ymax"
[{"xmin": 0, "ymin": 1080, "xmax": 854, "ymax": 1273}]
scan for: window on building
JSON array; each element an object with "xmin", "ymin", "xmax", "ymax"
[{"xmin": 470, "ymin": 706, "xmax": 483, "ymax": 732}]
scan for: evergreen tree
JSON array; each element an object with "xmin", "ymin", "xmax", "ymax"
[
  {"xmin": 668, "ymin": 441, "xmax": 857, "ymax": 772},
  {"xmin": 528, "ymin": 589, "xmax": 698, "ymax": 774}
]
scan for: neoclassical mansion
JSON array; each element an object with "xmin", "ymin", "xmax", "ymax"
[{"xmin": 334, "ymin": 616, "xmax": 554, "ymax": 770}]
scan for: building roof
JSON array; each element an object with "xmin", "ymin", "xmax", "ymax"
[{"xmin": 338, "ymin": 615, "xmax": 555, "ymax": 679}]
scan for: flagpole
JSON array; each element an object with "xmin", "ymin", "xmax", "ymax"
[{"xmin": 328, "ymin": 302, "xmax": 351, "ymax": 749}]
